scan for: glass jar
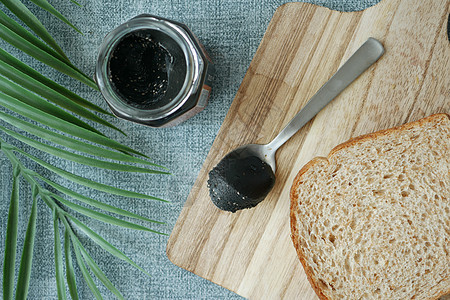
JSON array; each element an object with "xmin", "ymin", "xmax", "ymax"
[{"xmin": 95, "ymin": 14, "xmax": 213, "ymax": 127}]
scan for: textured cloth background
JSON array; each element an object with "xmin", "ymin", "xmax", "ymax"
[{"xmin": 0, "ymin": 0, "xmax": 380, "ymax": 298}]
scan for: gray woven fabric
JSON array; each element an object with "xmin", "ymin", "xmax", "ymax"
[{"xmin": 0, "ymin": 0, "xmax": 380, "ymax": 298}]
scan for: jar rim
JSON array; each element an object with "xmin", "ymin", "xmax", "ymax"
[{"xmin": 95, "ymin": 16, "xmax": 203, "ymax": 121}]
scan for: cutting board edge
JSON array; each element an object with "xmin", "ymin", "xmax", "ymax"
[{"xmin": 166, "ymin": 246, "xmax": 245, "ymax": 296}]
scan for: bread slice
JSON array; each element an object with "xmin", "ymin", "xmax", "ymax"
[{"xmin": 290, "ymin": 114, "xmax": 450, "ymax": 300}]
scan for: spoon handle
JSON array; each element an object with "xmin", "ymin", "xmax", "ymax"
[{"xmin": 267, "ymin": 38, "xmax": 384, "ymax": 151}]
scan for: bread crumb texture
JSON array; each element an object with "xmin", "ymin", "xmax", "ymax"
[{"xmin": 290, "ymin": 114, "xmax": 450, "ymax": 300}]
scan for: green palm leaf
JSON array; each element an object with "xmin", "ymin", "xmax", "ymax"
[
  {"xmin": 69, "ymin": 0, "xmax": 82, "ymax": 7},
  {"xmin": 17, "ymin": 149, "xmax": 167, "ymax": 201},
  {"xmin": 75, "ymin": 238, "xmax": 124, "ymax": 299},
  {"xmin": 0, "ymin": 111, "xmax": 163, "ymax": 167},
  {"xmin": 0, "ymin": 22, "xmax": 96, "ymax": 89},
  {"xmin": 0, "ymin": 60, "xmax": 124, "ymax": 133},
  {"xmin": 0, "ymin": 92, "xmax": 146, "ymax": 156},
  {"xmin": 67, "ymin": 215, "xmax": 150, "ymax": 276},
  {"xmin": 0, "ymin": 48, "xmax": 111, "ymax": 115},
  {"xmin": 0, "ymin": 0, "xmax": 68, "ymax": 59},
  {"xmin": 53, "ymin": 209, "xmax": 67, "ymax": 300},
  {"xmin": 53, "ymin": 193, "xmax": 165, "ymax": 234},
  {"xmin": 36, "ymin": 175, "xmax": 164, "ymax": 224},
  {"xmin": 72, "ymin": 239, "xmax": 103, "ymax": 300},
  {"xmin": 29, "ymin": 0, "xmax": 82, "ymax": 34},
  {"xmin": 1, "ymin": 126, "xmax": 168, "ymax": 174},
  {"xmin": 64, "ymin": 229, "xmax": 79, "ymax": 300},
  {"xmin": 2, "ymin": 174, "xmax": 19, "ymax": 300},
  {"xmin": 15, "ymin": 192, "xmax": 38, "ymax": 300},
  {"xmin": 0, "ymin": 75, "xmax": 105, "ymax": 135},
  {"xmin": 0, "ymin": 9, "xmax": 69, "ymax": 63}
]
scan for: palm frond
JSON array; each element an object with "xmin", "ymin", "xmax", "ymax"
[
  {"xmin": 0, "ymin": 75, "xmax": 105, "ymax": 135},
  {"xmin": 15, "ymin": 191, "xmax": 38, "ymax": 300},
  {"xmin": 2, "ymin": 144, "xmax": 165, "ymax": 297},
  {"xmin": 0, "ymin": 48, "xmax": 111, "ymax": 115},
  {"xmin": 0, "ymin": 110, "xmax": 164, "ymax": 167},
  {"xmin": 0, "ymin": 21, "xmax": 96, "ymax": 89},
  {"xmin": 0, "ymin": 9, "xmax": 69, "ymax": 63},
  {"xmin": 0, "ymin": 0, "xmax": 68, "ymax": 59},
  {"xmin": 0, "ymin": 1, "xmax": 168, "ymax": 298},
  {"xmin": 63, "ymin": 213, "xmax": 126, "ymax": 299},
  {"xmin": 19, "ymin": 149, "xmax": 167, "ymax": 201},
  {"xmin": 74, "ymin": 237, "xmax": 125, "ymax": 299},
  {"xmin": 69, "ymin": 0, "xmax": 82, "ymax": 7},
  {"xmin": 53, "ymin": 193, "xmax": 165, "ymax": 234},
  {"xmin": 29, "ymin": 0, "xmax": 82, "ymax": 34},
  {"xmin": 67, "ymin": 215, "xmax": 151, "ymax": 276},
  {"xmin": 72, "ymin": 239, "xmax": 103, "ymax": 300},
  {"xmin": 1, "ymin": 127, "xmax": 167, "ymax": 174},
  {"xmin": 53, "ymin": 209, "xmax": 67, "ymax": 300},
  {"xmin": 2, "ymin": 173, "xmax": 19, "ymax": 300},
  {"xmin": 0, "ymin": 61, "xmax": 124, "ymax": 133},
  {"xmin": 0, "ymin": 92, "xmax": 145, "ymax": 155},
  {"xmin": 37, "ymin": 175, "xmax": 164, "ymax": 224},
  {"xmin": 64, "ymin": 229, "xmax": 79, "ymax": 300}
]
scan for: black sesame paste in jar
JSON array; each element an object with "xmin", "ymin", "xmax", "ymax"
[
  {"xmin": 108, "ymin": 29, "xmax": 185, "ymax": 110},
  {"xmin": 96, "ymin": 14, "xmax": 213, "ymax": 127}
]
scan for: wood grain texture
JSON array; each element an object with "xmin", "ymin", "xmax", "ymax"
[{"xmin": 167, "ymin": 0, "xmax": 450, "ymax": 299}]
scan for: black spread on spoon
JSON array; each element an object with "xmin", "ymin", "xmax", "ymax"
[{"xmin": 207, "ymin": 151, "xmax": 275, "ymax": 213}]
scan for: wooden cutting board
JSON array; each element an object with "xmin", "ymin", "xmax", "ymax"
[{"xmin": 167, "ymin": 0, "xmax": 450, "ymax": 298}]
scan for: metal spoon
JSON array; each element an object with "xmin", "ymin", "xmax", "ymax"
[{"xmin": 208, "ymin": 38, "xmax": 384, "ymax": 212}]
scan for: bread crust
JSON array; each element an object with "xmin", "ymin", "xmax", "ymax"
[
  {"xmin": 329, "ymin": 113, "xmax": 450, "ymax": 158},
  {"xmin": 289, "ymin": 113, "xmax": 450, "ymax": 300},
  {"xmin": 290, "ymin": 157, "xmax": 331, "ymax": 300}
]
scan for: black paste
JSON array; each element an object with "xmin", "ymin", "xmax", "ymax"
[
  {"xmin": 108, "ymin": 29, "xmax": 173, "ymax": 109},
  {"xmin": 207, "ymin": 152, "xmax": 276, "ymax": 213}
]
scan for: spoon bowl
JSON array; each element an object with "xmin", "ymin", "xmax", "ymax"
[
  {"xmin": 207, "ymin": 144, "xmax": 276, "ymax": 212},
  {"xmin": 236, "ymin": 143, "xmax": 277, "ymax": 171}
]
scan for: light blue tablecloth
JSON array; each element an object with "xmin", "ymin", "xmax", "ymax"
[{"xmin": 0, "ymin": 0, "xmax": 380, "ymax": 298}]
